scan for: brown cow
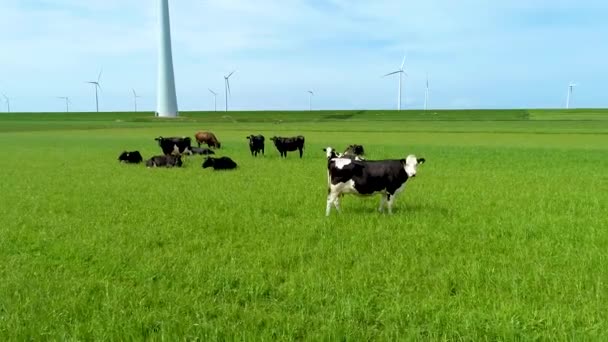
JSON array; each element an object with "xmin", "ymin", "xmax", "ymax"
[{"xmin": 194, "ymin": 131, "xmax": 221, "ymax": 149}]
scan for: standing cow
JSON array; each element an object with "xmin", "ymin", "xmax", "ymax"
[
  {"xmin": 155, "ymin": 136, "xmax": 193, "ymax": 156},
  {"xmin": 325, "ymin": 151, "xmax": 426, "ymax": 216},
  {"xmin": 270, "ymin": 135, "xmax": 305, "ymax": 158},
  {"xmin": 246, "ymin": 134, "xmax": 265, "ymax": 157},
  {"xmin": 195, "ymin": 131, "xmax": 221, "ymax": 149}
]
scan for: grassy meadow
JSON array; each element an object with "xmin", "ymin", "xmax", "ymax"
[{"xmin": 0, "ymin": 109, "xmax": 607, "ymax": 340}]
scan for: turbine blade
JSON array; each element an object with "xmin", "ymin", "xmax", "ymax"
[
  {"xmin": 400, "ymin": 54, "xmax": 406, "ymax": 70},
  {"xmin": 227, "ymin": 79, "xmax": 231, "ymax": 96},
  {"xmin": 98, "ymin": 68, "xmax": 103, "ymax": 82},
  {"xmin": 383, "ymin": 70, "xmax": 401, "ymax": 77}
]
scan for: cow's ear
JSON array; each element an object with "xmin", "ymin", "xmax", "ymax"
[
  {"xmin": 322, "ymin": 148, "xmax": 327, "ymax": 152},
  {"xmin": 417, "ymin": 158, "xmax": 426, "ymax": 165},
  {"xmin": 399, "ymin": 159, "xmax": 406, "ymax": 165}
]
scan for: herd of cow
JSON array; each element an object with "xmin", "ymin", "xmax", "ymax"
[{"xmin": 118, "ymin": 131, "xmax": 426, "ymax": 215}]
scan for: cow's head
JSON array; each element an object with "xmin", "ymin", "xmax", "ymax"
[
  {"xmin": 323, "ymin": 147, "xmax": 338, "ymax": 159},
  {"xmin": 202, "ymin": 157, "xmax": 215, "ymax": 169},
  {"xmin": 402, "ymin": 155, "xmax": 426, "ymax": 177},
  {"xmin": 174, "ymin": 155, "xmax": 183, "ymax": 167},
  {"xmin": 118, "ymin": 151, "xmax": 128, "ymax": 162}
]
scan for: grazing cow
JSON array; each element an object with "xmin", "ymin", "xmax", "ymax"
[
  {"xmin": 145, "ymin": 155, "xmax": 183, "ymax": 168},
  {"xmin": 342, "ymin": 144, "xmax": 365, "ymax": 160},
  {"xmin": 325, "ymin": 153, "xmax": 426, "ymax": 216},
  {"xmin": 118, "ymin": 151, "xmax": 143, "ymax": 164},
  {"xmin": 194, "ymin": 131, "xmax": 221, "ymax": 149},
  {"xmin": 270, "ymin": 135, "xmax": 305, "ymax": 158},
  {"xmin": 246, "ymin": 134, "xmax": 265, "ymax": 157},
  {"xmin": 202, "ymin": 156, "xmax": 237, "ymax": 170},
  {"xmin": 190, "ymin": 147, "xmax": 215, "ymax": 155},
  {"xmin": 155, "ymin": 136, "xmax": 192, "ymax": 156}
]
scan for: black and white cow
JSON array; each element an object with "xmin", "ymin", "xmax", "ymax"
[
  {"xmin": 202, "ymin": 156, "xmax": 238, "ymax": 170},
  {"xmin": 145, "ymin": 154, "xmax": 183, "ymax": 168},
  {"xmin": 342, "ymin": 144, "xmax": 365, "ymax": 160},
  {"xmin": 190, "ymin": 147, "xmax": 215, "ymax": 155},
  {"xmin": 118, "ymin": 150, "xmax": 143, "ymax": 164},
  {"xmin": 324, "ymin": 148, "xmax": 426, "ymax": 216},
  {"xmin": 154, "ymin": 136, "xmax": 193, "ymax": 156},
  {"xmin": 270, "ymin": 135, "xmax": 305, "ymax": 158},
  {"xmin": 246, "ymin": 134, "xmax": 265, "ymax": 157},
  {"xmin": 322, "ymin": 146, "xmax": 364, "ymax": 161}
]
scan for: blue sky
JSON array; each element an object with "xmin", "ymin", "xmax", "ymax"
[{"xmin": 1, "ymin": 0, "xmax": 607, "ymax": 112}]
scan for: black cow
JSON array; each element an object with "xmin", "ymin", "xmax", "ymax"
[
  {"xmin": 145, "ymin": 155, "xmax": 183, "ymax": 168},
  {"xmin": 325, "ymin": 154, "xmax": 426, "ymax": 216},
  {"xmin": 118, "ymin": 151, "xmax": 143, "ymax": 164},
  {"xmin": 270, "ymin": 135, "xmax": 305, "ymax": 158},
  {"xmin": 154, "ymin": 136, "xmax": 192, "ymax": 156},
  {"xmin": 202, "ymin": 156, "xmax": 237, "ymax": 170},
  {"xmin": 190, "ymin": 147, "xmax": 215, "ymax": 155},
  {"xmin": 246, "ymin": 134, "xmax": 265, "ymax": 157}
]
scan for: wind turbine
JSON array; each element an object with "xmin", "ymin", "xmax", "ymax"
[
  {"xmin": 224, "ymin": 70, "xmax": 235, "ymax": 112},
  {"xmin": 156, "ymin": 0, "xmax": 179, "ymax": 117},
  {"xmin": 566, "ymin": 82, "xmax": 578, "ymax": 109},
  {"xmin": 57, "ymin": 96, "xmax": 70, "ymax": 112},
  {"xmin": 132, "ymin": 89, "xmax": 142, "ymax": 112},
  {"xmin": 1, "ymin": 93, "xmax": 10, "ymax": 112},
  {"xmin": 86, "ymin": 69, "xmax": 102, "ymax": 112},
  {"xmin": 383, "ymin": 54, "xmax": 407, "ymax": 110},
  {"xmin": 424, "ymin": 73, "xmax": 429, "ymax": 111},
  {"xmin": 208, "ymin": 89, "xmax": 218, "ymax": 112},
  {"xmin": 307, "ymin": 90, "xmax": 314, "ymax": 111}
]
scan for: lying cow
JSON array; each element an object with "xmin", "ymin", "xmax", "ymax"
[
  {"xmin": 270, "ymin": 135, "xmax": 305, "ymax": 158},
  {"xmin": 118, "ymin": 151, "xmax": 143, "ymax": 164},
  {"xmin": 202, "ymin": 156, "xmax": 237, "ymax": 170},
  {"xmin": 323, "ymin": 146, "xmax": 364, "ymax": 161},
  {"xmin": 325, "ymin": 152, "xmax": 426, "ymax": 216},
  {"xmin": 246, "ymin": 134, "xmax": 265, "ymax": 157},
  {"xmin": 342, "ymin": 144, "xmax": 365, "ymax": 160},
  {"xmin": 155, "ymin": 136, "xmax": 192, "ymax": 155},
  {"xmin": 145, "ymin": 155, "xmax": 183, "ymax": 168},
  {"xmin": 190, "ymin": 147, "xmax": 215, "ymax": 155},
  {"xmin": 195, "ymin": 131, "xmax": 221, "ymax": 149}
]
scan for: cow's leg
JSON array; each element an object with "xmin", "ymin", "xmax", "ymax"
[
  {"xmin": 378, "ymin": 194, "xmax": 387, "ymax": 213},
  {"xmin": 386, "ymin": 193, "xmax": 398, "ymax": 214},
  {"xmin": 299, "ymin": 147, "xmax": 303, "ymax": 158},
  {"xmin": 326, "ymin": 191, "xmax": 340, "ymax": 216},
  {"xmin": 198, "ymin": 142, "xmax": 201, "ymax": 148}
]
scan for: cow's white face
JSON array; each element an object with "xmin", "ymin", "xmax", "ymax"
[
  {"xmin": 323, "ymin": 147, "xmax": 336, "ymax": 159},
  {"xmin": 404, "ymin": 154, "xmax": 421, "ymax": 177}
]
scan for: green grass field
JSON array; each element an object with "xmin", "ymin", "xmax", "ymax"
[{"xmin": 1, "ymin": 109, "xmax": 607, "ymax": 340}]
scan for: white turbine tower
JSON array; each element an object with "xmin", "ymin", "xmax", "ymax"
[
  {"xmin": 566, "ymin": 82, "xmax": 578, "ymax": 109},
  {"xmin": 1, "ymin": 93, "xmax": 10, "ymax": 112},
  {"xmin": 86, "ymin": 69, "xmax": 102, "ymax": 112},
  {"xmin": 424, "ymin": 73, "xmax": 429, "ymax": 111},
  {"xmin": 307, "ymin": 90, "xmax": 314, "ymax": 111},
  {"xmin": 208, "ymin": 89, "xmax": 218, "ymax": 112},
  {"xmin": 132, "ymin": 89, "xmax": 142, "ymax": 112},
  {"xmin": 156, "ymin": 0, "xmax": 179, "ymax": 117},
  {"xmin": 224, "ymin": 71, "xmax": 235, "ymax": 112},
  {"xmin": 57, "ymin": 96, "xmax": 70, "ymax": 112},
  {"xmin": 384, "ymin": 55, "xmax": 407, "ymax": 110}
]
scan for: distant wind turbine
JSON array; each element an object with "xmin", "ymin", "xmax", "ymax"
[
  {"xmin": 57, "ymin": 96, "xmax": 70, "ymax": 112},
  {"xmin": 1, "ymin": 93, "xmax": 10, "ymax": 112},
  {"xmin": 566, "ymin": 82, "xmax": 578, "ymax": 109},
  {"xmin": 383, "ymin": 54, "xmax": 407, "ymax": 110},
  {"xmin": 86, "ymin": 69, "xmax": 103, "ymax": 112},
  {"xmin": 224, "ymin": 70, "xmax": 236, "ymax": 112},
  {"xmin": 424, "ymin": 73, "xmax": 429, "ymax": 111},
  {"xmin": 132, "ymin": 89, "xmax": 142, "ymax": 112},
  {"xmin": 307, "ymin": 90, "xmax": 314, "ymax": 111},
  {"xmin": 208, "ymin": 89, "xmax": 218, "ymax": 112}
]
